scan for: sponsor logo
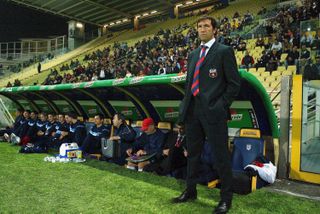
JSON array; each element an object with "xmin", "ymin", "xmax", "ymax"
[
  {"xmin": 164, "ymin": 112, "xmax": 179, "ymax": 118},
  {"xmin": 72, "ymin": 83, "xmax": 82, "ymax": 89},
  {"xmin": 84, "ymin": 81, "xmax": 94, "ymax": 88},
  {"xmin": 88, "ymin": 109, "xmax": 97, "ymax": 114},
  {"xmin": 121, "ymin": 110, "xmax": 133, "ymax": 116},
  {"xmin": 231, "ymin": 114, "xmax": 243, "ymax": 121},
  {"xmin": 130, "ymin": 77, "xmax": 144, "ymax": 85},
  {"xmin": 112, "ymin": 78, "xmax": 125, "ymax": 86},
  {"xmin": 171, "ymin": 75, "xmax": 186, "ymax": 83}
]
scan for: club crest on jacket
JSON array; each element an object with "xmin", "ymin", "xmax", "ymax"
[{"xmin": 209, "ymin": 68, "xmax": 218, "ymax": 78}]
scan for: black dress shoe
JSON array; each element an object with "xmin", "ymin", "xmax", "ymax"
[
  {"xmin": 171, "ymin": 190, "xmax": 197, "ymax": 203},
  {"xmin": 213, "ymin": 201, "xmax": 232, "ymax": 214}
]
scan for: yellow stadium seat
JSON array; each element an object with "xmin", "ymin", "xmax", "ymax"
[
  {"xmin": 272, "ymin": 70, "xmax": 281, "ymax": 78},
  {"xmin": 257, "ymin": 67, "xmax": 265, "ymax": 73},
  {"xmin": 280, "ymin": 53, "xmax": 288, "ymax": 63},
  {"xmin": 282, "ymin": 70, "xmax": 293, "ymax": 76},
  {"xmin": 265, "ymin": 76, "xmax": 275, "ymax": 83},
  {"xmin": 134, "ymin": 120, "xmax": 143, "ymax": 127},
  {"xmin": 157, "ymin": 122, "xmax": 172, "ymax": 131},
  {"xmin": 287, "ymin": 65, "xmax": 296, "ymax": 73},
  {"xmin": 104, "ymin": 118, "xmax": 112, "ymax": 125}
]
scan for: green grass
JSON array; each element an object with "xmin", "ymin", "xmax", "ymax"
[{"xmin": 0, "ymin": 143, "xmax": 319, "ymax": 214}]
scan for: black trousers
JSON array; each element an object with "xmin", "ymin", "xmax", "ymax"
[{"xmin": 185, "ymin": 96, "xmax": 233, "ymax": 203}]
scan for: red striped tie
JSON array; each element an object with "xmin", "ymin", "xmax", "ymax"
[{"xmin": 191, "ymin": 45, "xmax": 207, "ymax": 96}]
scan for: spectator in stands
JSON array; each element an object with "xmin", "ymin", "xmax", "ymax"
[
  {"xmin": 255, "ymin": 36, "xmax": 265, "ymax": 47},
  {"xmin": 158, "ymin": 63, "xmax": 166, "ymax": 75},
  {"xmin": 298, "ymin": 44, "xmax": 311, "ymax": 73},
  {"xmin": 66, "ymin": 112, "xmax": 87, "ymax": 146},
  {"xmin": 144, "ymin": 123, "xmax": 187, "ymax": 178},
  {"xmin": 267, "ymin": 49, "xmax": 280, "ymax": 72},
  {"xmin": 81, "ymin": 114, "xmax": 109, "ymax": 154},
  {"xmin": 300, "ymin": 31, "xmax": 314, "ymax": 47},
  {"xmin": 109, "ymin": 113, "xmax": 136, "ymax": 165},
  {"xmin": 6, "ymin": 82, "xmax": 12, "ymax": 87},
  {"xmin": 285, "ymin": 46, "xmax": 299, "ymax": 69},
  {"xmin": 304, "ymin": 55, "xmax": 320, "ymax": 81},
  {"xmin": 271, "ymin": 39, "xmax": 283, "ymax": 54},
  {"xmin": 311, "ymin": 29, "xmax": 320, "ymax": 56},
  {"xmin": 240, "ymin": 51, "xmax": 255, "ymax": 70},
  {"xmin": 126, "ymin": 118, "xmax": 165, "ymax": 172},
  {"xmin": 37, "ymin": 63, "xmax": 41, "ymax": 74}
]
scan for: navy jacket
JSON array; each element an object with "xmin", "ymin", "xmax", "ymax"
[{"xmin": 134, "ymin": 129, "xmax": 165, "ymax": 156}]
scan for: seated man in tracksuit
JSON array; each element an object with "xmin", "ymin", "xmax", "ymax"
[
  {"xmin": 81, "ymin": 114, "xmax": 110, "ymax": 154},
  {"xmin": 21, "ymin": 111, "xmax": 39, "ymax": 145},
  {"xmin": 108, "ymin": 113, "xmax": 136, "ymax": 165},
  {"xmin": 10, "ymin": 110, "xmax": 31, "ymax": 144},
  {"xmin": 33, "ymin": 113, "xmax": 57, "ymax": 148},
  {"xmin": 51, "ymin": 113, "xmax": 69, "ymax": 149},
  {"xmin": 30, "ymin": 112, "xmax": 48, "ymax": 148},
  {"xmin": 3, "ymin": 109, "xmax": 24, "ymax": 141},
  {"xmin": 126, "ymin": 118, "xmax": 165, "ymax": 171},
  {"xmin": 65, "ymin": 112, "xmax": 87, "ymax": 146}
]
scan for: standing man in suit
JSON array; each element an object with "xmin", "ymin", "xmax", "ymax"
[{"xmin": 172, "ymin": 16, "xmax": 241, "ymax": 214}]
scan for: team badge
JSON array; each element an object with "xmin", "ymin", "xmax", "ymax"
[
  {"xmin": 209, "ymin": 68, "xmax": 218, "ymax": 78},
  {"xmin": 246, "ymin": 144, "xmax": 252, "ymax": 151}
]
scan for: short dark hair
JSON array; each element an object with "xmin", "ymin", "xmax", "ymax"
[
  {"xmin": 67, "ymin": 112, "xmax": 77, "ymax": 119},
  {"xmin": 95, "ymin": 113, "xmax": 105, "ymax": 120},
  {"xmin": 196, "ymin": 16, "xmax": 217, "ymax": 29},
  {"xmin": 114, "ymin": 112, "xmax": 126, "ymax": 123}
]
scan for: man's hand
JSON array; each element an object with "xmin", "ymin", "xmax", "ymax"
[
  {"xmin": 37, "ymin": 131, "xmax": 44, "ymax": 136},
  {"xmin": 163, "ymin": 149, "xmax": 169, "ymax": 156},
  {"xmin": 183, "ymin": 149, "xmax": 188, "ymax": 157},
  {"xmin": 126, "ymin": 148, "xmax": 133, "ymax": 157},
  {"xmin": 136, "ymin": 150, "xmax": 146, "ymax": 157},
  {"xmin": 109, "ymin": 136, "xmax": 120, "ymax": 141}
]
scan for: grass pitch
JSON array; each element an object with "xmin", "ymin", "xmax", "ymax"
[{"xmin": 0, "ymin": 143, "xmax": 319, "ymax": 214}]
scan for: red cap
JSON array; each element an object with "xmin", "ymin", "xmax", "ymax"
[{"xmin": 141, "ymin": 118, "xmax": 154, "ymax": 131}]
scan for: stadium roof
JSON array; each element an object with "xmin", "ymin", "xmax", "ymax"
[{"xmin": 8, "ymin": 0, "xmax": 185, "ymax": 27}]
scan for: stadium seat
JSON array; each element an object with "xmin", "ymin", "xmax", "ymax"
[
  {"xmin": 231, "ymin": 128, "xmax": 265, "ymax": 192},
  {"xmin": 104, "ymin": 118, "xmax": 112, "ymax": 125},
  {"xmin": 157, "ymin": 122, "xmax": 172, "ymax": 133}
]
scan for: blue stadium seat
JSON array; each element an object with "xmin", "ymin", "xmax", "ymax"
[{"xmin": 232, "ymin": 137, "xmax": 264, "ymax": 171}]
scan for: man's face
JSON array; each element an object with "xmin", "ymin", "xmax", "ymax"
[
  {"xmin": 94, "ymin": 115, "xmax": 103, "ymax": 126},
  {"xmin": 65, "ymin": 115, "xmax": 71, "ymax": 124},
  {"xmin": 23, "ymin": 111, "xmax": 30, "ymax": 119},
  {"xmin": 30, "ymin": 112, "xmax": 37, "ymax": 120},
  {"xmin": 197, "ymin": 19, "xmax": 215, "ymax": 43},
  {"xmin": 58, "ymin": 114, "xmax": 65, "ymax": 123},
  {"xmin": 177, "ymin": 125, "xmax": 185, "ymax": 135},
  {"xmin": 48, "ymin": 114, "xmax": 55, "ymax": 123},
  {"xmin": 40, "ymin": 114, "xmax": 47, "ymax": 122},
  {"xmin": 144, "ymin": 124, "xmax": 155, "ymax": 135},
  {"xmin": 112, "ymin": 115, "xmax": 121, "ymax": 127}
]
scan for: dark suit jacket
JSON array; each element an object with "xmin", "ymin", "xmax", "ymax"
[{"xmin": 179, "ymin": 41, "xmax": 241, "ymax": 123}]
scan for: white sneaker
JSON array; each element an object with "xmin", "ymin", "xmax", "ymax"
[{"xmin": 4, "ymin": 133, "xmax": 10, "ymax": 142}]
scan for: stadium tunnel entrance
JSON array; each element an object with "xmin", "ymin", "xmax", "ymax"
[{"xmin": 0, "ymin": 70, "xmax": 279, "ymax": 163}]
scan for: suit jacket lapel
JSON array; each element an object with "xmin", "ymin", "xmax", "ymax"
[{"xmin": 201, "ymin": 41, "xmax": 219, "ymax": 68}]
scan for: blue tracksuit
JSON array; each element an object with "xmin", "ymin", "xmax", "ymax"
[
  {"xmin": 81, "ymin": 124, "xmax": 110, "ymax": 153},
  {"xmin": 69, "ymin": 121, "xmax": 87, "ymax": 146},
  {"xmin": 111, "ymin": 124, "xmax": 136, "ymax": 165}
]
